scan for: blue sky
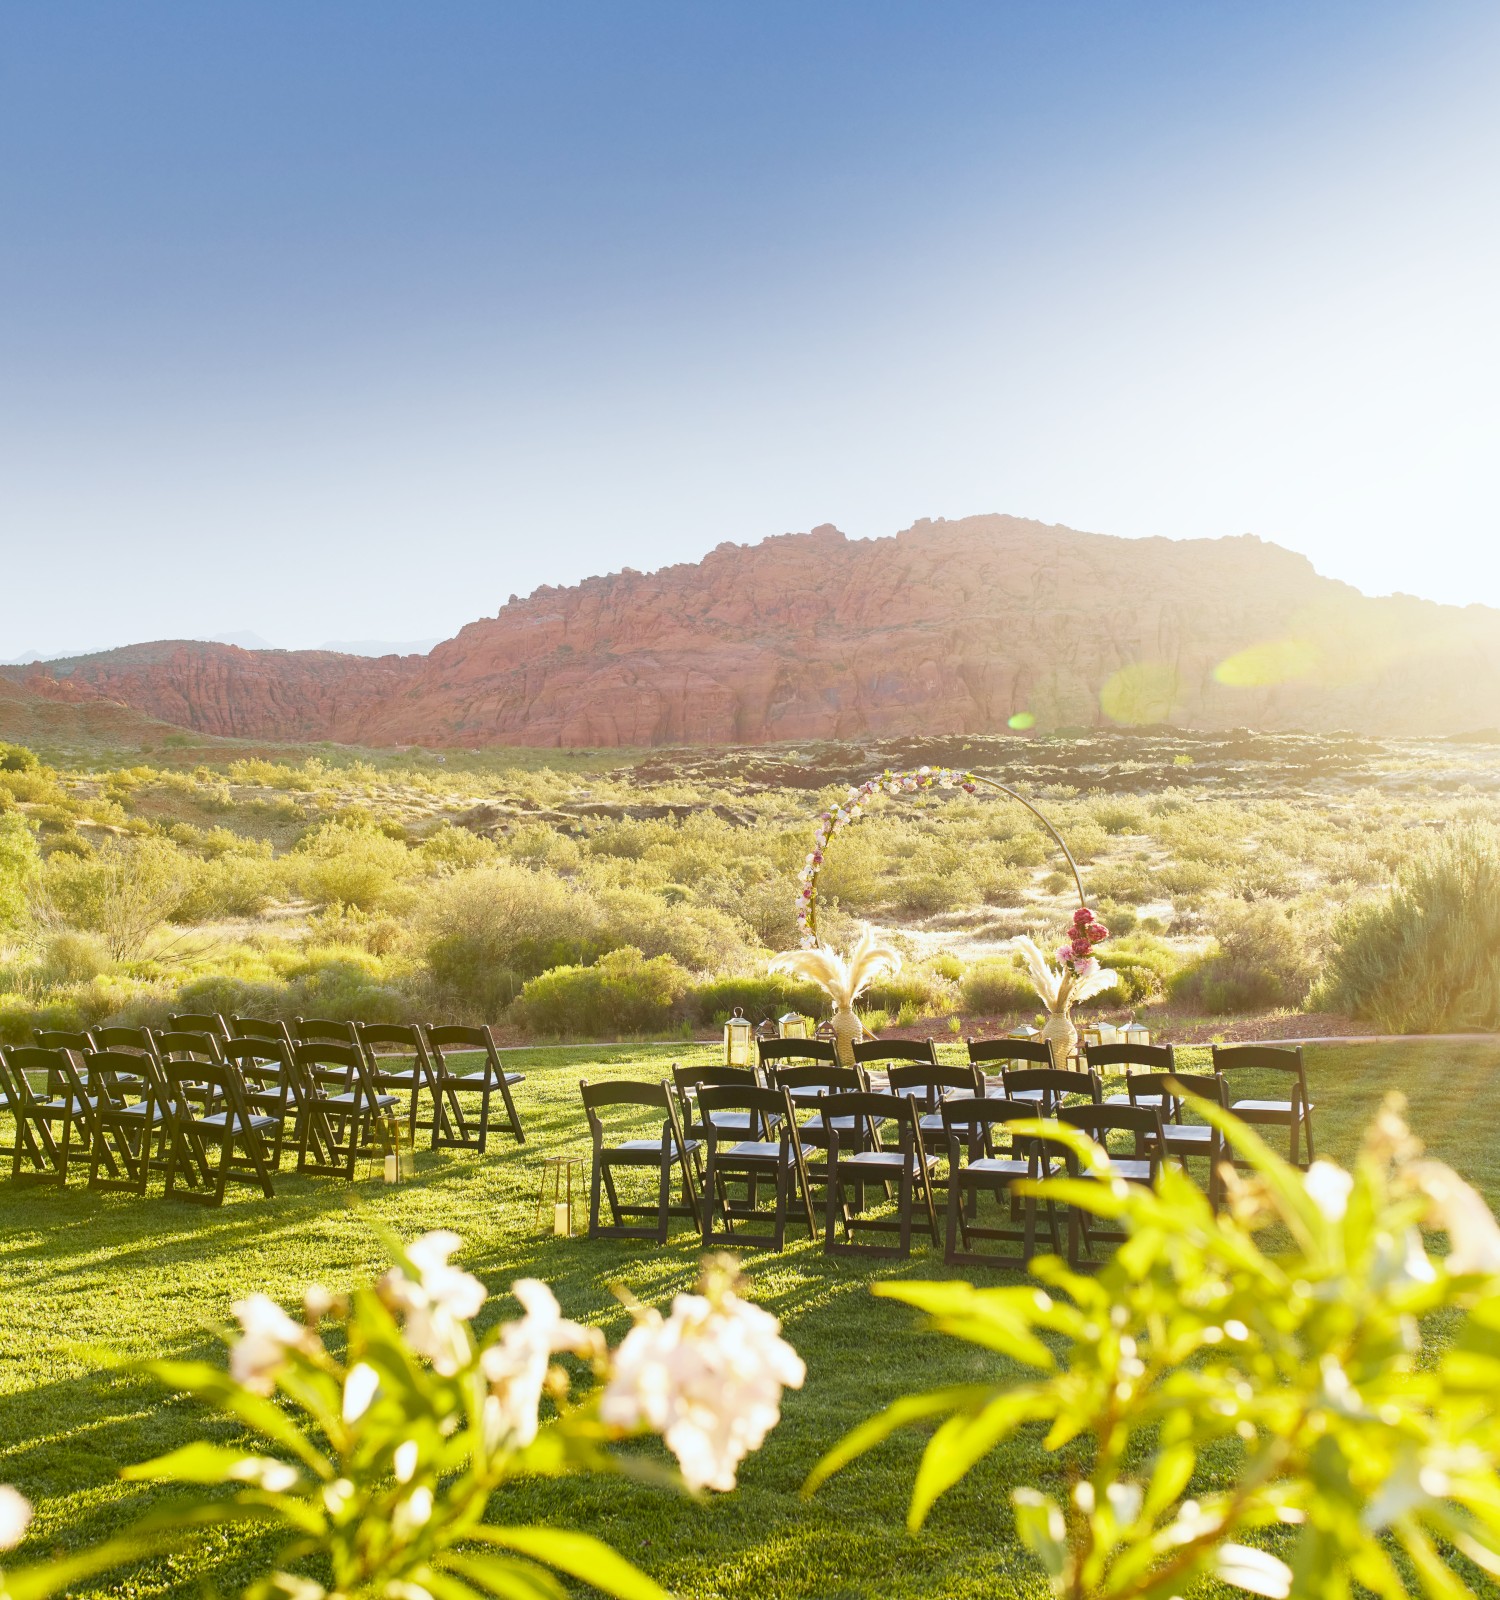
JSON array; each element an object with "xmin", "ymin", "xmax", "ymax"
[{"xmin": 2, "ymin": 2, "xmax": 1496, "ymax": 657}]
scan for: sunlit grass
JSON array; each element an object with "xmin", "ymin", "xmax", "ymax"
[{"xmin": 4, "ymin": 1038, "xmax": 1500, "ymax": 1597}]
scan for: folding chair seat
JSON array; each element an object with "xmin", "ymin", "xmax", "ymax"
[
  {"xmin": 852, "ymin": 1037, "xmax": 938, "ymax": 1090},
  {"xmin": 1001, "ymin": 1066, "xmax": 1101, "ymax": 1114},
  {"xmin": 219, "ymin": 1039, "xmax": 298, "ymax": 1168},
  {"xmin": 969, "ymin": 1036, "xmax": 1056, "ymax": 1098},
  {"xmin": 672, "ymin": 1064, "xmax": 765, "ymax": 1145},
  {"xmin": 357, "ymin": 1023, "xmax": 440, "ymax": 1144},
  {"xmin": 698, "ymin": 1083, "xmax": 815, "ymax": 1250},
  {"xmin": 821, "ymin": 1091, "xmax": 941, "ymax": 1260},
  {"xmin": 1127, "ymin": 1071, "xmax": 1229, "ymax": 1208},
  {"xmin": 1057, "ymin": 1104, "xmax": 1165, "ymax": 1269},
  {"xmin": 424, "ymin": 1024, "xmax": 526, "ymax": 1150},
  {"xmin": 941, "ymin": 1096, "xmax": 1064, "ymax": 1268},
  {"xmin": 162, "ymin": 1059, "xmax": 278, "ymax": 1204},
  {"xmin": 168, "ymin": 1012, "xmax": 231, "ymax": 1043},
  {"xmin": 84, "ymin": 1050, "xmax": 171, "ymax": 1194},
  {"xmin": 4, "ymin": 1046, "xmax": 105, "ymax": 1185},
  {"xmin": 580, "ymin": 1079, "xmax": 700, "ymax": 1243},
  {"xmin": 293, "ymin": 1043, "xmax": 398, "ymax": 1180},
  {"xmin": 1086, "ymin": 1042, "xmax": 1178, "ymax": 1110},
  {"xmin": 1211, "ymin": 1044, "xmax": 1316, "ymax": 1168}
]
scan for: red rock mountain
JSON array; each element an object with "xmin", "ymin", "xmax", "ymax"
[{"xmin": 10, "ymin": 516, "xmax": 1500, "ymax": 745}]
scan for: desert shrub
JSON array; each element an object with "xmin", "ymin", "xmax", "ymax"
[
  {"xmin": 0, "ymin": 766, "xmax": 67, "ymax": 805},
  {"xmin": 0, "ymin": 741, "xmax": 40, "ymax": 772},
  {"xmin": 959, "ymin": 958, "xmax": 1036, "ymax": 1015},
  {"xmin": 680, "ymin": 972, "xmax": 827, "ymax": 1028},
  {"xmin": 37, "ymin": 930, "xmax": 112, "ymax": 984},
  {"xmin": 1104, "ymin": 933, "xmax": 1182, "ymax": 1005},
  {"xmin": 1172, "ymin": 900, "xmax": 1314, "ymax": 1014},
  {"xmin": 422, "ymin": 864, "xmax": 602, "ymax": 1017},
  {"xmin": 1154, "ymin": 858, "xmax": 1220, "ymax": 906},
  {"xmin": 294, "ymin": 818, "xmax": 414, "ymax": 910},
  {"xmin": 511, "ymin": 946, "xmax": 690, "ymax": 1038},
  {"xmin": 36, "ymin": 835, "xmax": 191, "ymax": 958},
  {"xmin": 597, "ymin": 885, "xmax": 756, "ymax": 972},
  {"xmin": 418, "ymin": 823, "xmax": 496, "ymax": 871},
  {"xmin": 173, "ymin": 845, "xmax": 283, "ymax": 920},
  {"xmin": 0, "ymin": 810, "xmax": 40, "ymax": 930},
  {"xmin": 1089, "ymin": 795, "xmax": 1147, "ymax": 834},
  {"xmin": 1315, "ymin": 826, "xmax": 1500, "ymax": 1031},
  {"xmin": 863, "ymin": 967, "xmax": 954, "ymax": 1018}
]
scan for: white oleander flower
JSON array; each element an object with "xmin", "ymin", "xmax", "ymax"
[
  {"xmin": 479, "ymin": 1279, "xmax": 603, "ymax": 1449},
  {"xmin": 1304, "ymin": 1160, "xmax": 1354, "ymax": 1223},
  {"xmin": 230, "ymin": 1293, "xmax": 309, "ymax": 1394},
  {"xmin": 601, "ymin": 1286, "xmax": 805, "ymax": 1492},
  {"xmin": 0, "ymin": 1485, "xmax": 32, "ymax": 1551},
  {"xmin": 383, "ymin": 1231, "xmax": 488, "ymax": 1375},
  {"xmin": 342, "ymin": 1362, "xmax": 381, "ymax": 1423}
]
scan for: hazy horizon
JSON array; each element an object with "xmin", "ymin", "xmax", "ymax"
[{"xmin": 3, "ymin": 1, "xmax": 1497, "ymax": 659}]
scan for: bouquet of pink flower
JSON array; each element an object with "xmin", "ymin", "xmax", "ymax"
[
  {"xmin": 1056, "ymin": 905, "xmax": 1110, "ymax": 980},
  {"xmin": 1014, "ymin": 907, "xmax": 1117, "ymax": 1013}
]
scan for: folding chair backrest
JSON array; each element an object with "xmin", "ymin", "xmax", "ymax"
[
  {"xmin": 81, "ymin": 1049, "xmax": 162, "ymax": 1100},
  {"xmin": 852, "ymin": 1038, "xmax": 939, "ymax": 1067},
  {"xmin": 969, "ymin": 1037, "xmax": 1055, "ymax": 1069},
  {"xmin": 169, "ymin": 1012, "xmax": 230, "ymax": 1040},
  {"xmin": 819, "ymin": 1090, "xmax": 916, "ymax": 1136},
  {"xmin": 1211, "ymin": 1043, "xmax": 1306, "ymax": 1079},
  {"xmin": 231, "ymin": 1015, "xmax": 293, "ymax": 1045},
  {"xmin": 5, "ymin": 1045, "xmax": 74, "ymax": 1099},
  {"xmin": 425, "ymin": 1023, "xmax": 501, "ymax": 1075},
  {"xmin": 90, "ymin": 1025, "xmax": 160, "ymax": 1058},
  {"xmin": 1003, "ymin": 1067, "xmax": 1101, "ymax": 1107},
  {"xmin": 696, "ymin": 1082, "xmax": 796, "ymax": 1137},
  {"xmin": 1085, "ymin": 1042, "xmax": 1177, "ymax": 1075},
  {"xmin": 294, "ymin": 1042, "xmax": 365, "ymax": 1096},
  {"xmin": 886, "ymin": 1062, "xmax": 983, "ymax": 1111},
  {"xmin": 357, "ymin": 1022, "xmax": 426, "ymax": 1054},
  {"xmin": 770, "ymin": 1063, "xmax": 864, "ymax": 1095},
  {"xmin": 34, "ymin": 1029, "xmax": 93, "ymax": 1053},
  {"xmin": 579, "ymin": 1078, "xmax": 678, "ymax": 1148},
  {"xmin": 1130, "ymin": 1072, "xmax": 1227, "ymax": 1115},
  {"xmin": 221, "ymin": 1036, "xmax": 294, "ymax": 1084},
  {"xmin": 757, "ymin": 1038, "xmax": 837, "ymax": 1070},
  {"xmin": 293, "ymin": 1017, "xmax": 358, "ymax": 1046},
  {"xmin": 152, "ymin": 1029, "xmax": 225, "ymax": 1064},
  {"xmin": 1059, "ymin": 1102, "xmax": 1164, "ymax": 1157}
]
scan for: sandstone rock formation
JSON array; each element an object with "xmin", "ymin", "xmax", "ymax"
[{"xmin": 10, "ymin": 515, "xmax": 1500, "ymax": 745}]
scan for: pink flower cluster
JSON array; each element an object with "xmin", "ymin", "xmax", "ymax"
[
  {"xmin": 795, "ymin": 766, "xmax": 978, "ymax": 945},
  {"xmin": 1056, "ymin": 905, "xmax": 1109, "ymax": 976}
]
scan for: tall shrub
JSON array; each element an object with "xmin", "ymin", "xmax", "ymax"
[
  {"xmin": 0, "ymin": 812, "xmax": 40, "ymax": 932},
  {"xmin": 1317, "ymin": 826, "xmax": 1500, "ymax": 1031}
]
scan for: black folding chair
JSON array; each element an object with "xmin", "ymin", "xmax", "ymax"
[
  {"xmin": 580, "ymin": 1079, "xmax": 701, "ymax": 1243},
  {"xmin": 769, "ymin": 1063, "xmax": 876, "ymax": 1179},
  {"xmin": 357, "ymin": 1023, "xmax": 442, "ymax": 1144},
  {"xmin": 1129, "ymin": 1072, "xmax": 1230, "ymax": 1209},
  {"xmin": 821, "ymin": 1090, "xmax": 941, "ymax": 1259},
  {"xmin": 162, "ymin": 1059, "xmax": 278, "ymax": 1204},
  {"xmin": 152, "ymin": 1029, "xmax": 227, "ymax": 1067},
  {"xmin": 425, "ymin": 1024, "xmax": 526, "ymax": 1150},
  {"xmin": 969, "ymin": 1036, "xmax": 1056, "ymax": 1096},
  {"xmin": 1087, "ymin": 1042, "xmax": 1178, "ymax": 1110},
  {"xmin": 0, "ymin": 1051, "xmax": 20, "ymax": 1166},
  {"xmin": 4, "ymin": 1046, "xmax": 106, "ymax": 1185},
  {"xmin": 220, "ymin": 1038, "xmax": 298, "ymax": 1168},
  {"xmin": 941, "ymin": 1096, "xmax": 1063, "ymax": 1269},
  {"xmin": 757, "ymin": 1038, "xmax": 837, "ymax": 1074},
  {"xmin": 230, "ymin": 1015, "xmax": 295, "ymax": 1048},
  {"xmin": 90, "ymin": 1024, "xmax": 163, "ymax": 1061},
  {"xmin": 1057, "ymin": 1104, "xmax": 1165, "ymax": 1269},
  {"xmin": 852, "ymin": 1038, "xmax": 939, "ymax": 1089},
  {"xmin": 886, "ymin": 1061, "xmax": 986, "ymax": 1187},
  {"xmin": 1211, "ymin": 1044, "xmax": 1316, "ymax": 1168},
  {"xmin": 293, "ymin": 1043, "xmax": 398, "ymax": 1180},
  {"xmin": 699, "ymin": 1083, "xmax": 815, "ymax": 1250},
  {"xmin": 293, "ymin": 1017, "xmax": 360, "ymax": 1047},
  {"xmin": 34, "ymin": 1028, "xmax": 94, "ymax": 1055},
  {"xmin": 84, "ymin": 1049, "xmax": 170, "ymax": 1194}
]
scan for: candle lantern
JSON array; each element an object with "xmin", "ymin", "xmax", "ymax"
[
  {"xmin": 723, "ymin": 1007, "xmax": 755, "ymax": 1067},
  {"xmin": 778, "ymin": 1011, "xmax": 810, "ymax": 1039},
  {"xmin": 1121, "ymin": 1017, "xmax": 1152, "ymax": 1048}
]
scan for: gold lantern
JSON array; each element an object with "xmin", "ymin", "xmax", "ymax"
[
  {"xmin": 723, "ymin": 1007, "xmax": 754, "ymax": 1067},
  {"xmin": 1121, "ymin": 1017, "xmax": 1152, "ymax": 1048},
  {"xmin": 778, "ymin": 1011, "xmax": 810, "ymax": 1039}
]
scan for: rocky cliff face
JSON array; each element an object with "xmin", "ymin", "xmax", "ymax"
[{"xmin": 10, "ymin": 516, "xmax": 1500, "ymax": 745}]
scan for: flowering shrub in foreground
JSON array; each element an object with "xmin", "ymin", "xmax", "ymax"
[
  {"xmin": 104, "ymin": 1242, "xmax": 802, "ymax": 1599},
  {"xmin": 808, "ymin": 1096, "xmax": 1500, "ymax": 1600}
]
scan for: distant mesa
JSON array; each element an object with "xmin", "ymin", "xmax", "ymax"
[{"xmin": 5, "ymin": 514, "xmax": 1500, "ymax": 747}]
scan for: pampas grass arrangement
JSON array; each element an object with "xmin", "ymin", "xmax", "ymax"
[{"xmin": 769, "ymin": 926, "xmax": 902, "ymax": 1064}]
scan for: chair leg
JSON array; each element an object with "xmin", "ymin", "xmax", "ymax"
[{"xmin": 656, "ymin": 1150, "xmax": 672, "ymax": 1246}]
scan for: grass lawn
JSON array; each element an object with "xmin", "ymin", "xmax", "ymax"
[{"xmin": 3, "ymin": 1039, "xmax": 1500, "ymax": 1599}]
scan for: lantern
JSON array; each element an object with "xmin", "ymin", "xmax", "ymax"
[
  {"xmin": 1121, "ymin": 1017, "xmax": 1152, "ymax": 1048},
  {"xmin": 778, "ymin": 1011, "xmax": 810, "ymax": 1039},
  {"xmin": 1008, "ymin": 1024, "xmax": 1041, "ymax": 1040},
  {"xmin": 723, "ymin": 1007, "xmax": 754, "ymax": 1066}
]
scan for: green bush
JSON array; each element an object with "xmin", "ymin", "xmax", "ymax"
[
  {"xmin": 37, "ymin": 834, "xmax": 190, "ymax": 958},
  {"xmin": 959, "ymin": 958, "xmax": 1037, "ymax": 1015},
  {"xmin": 1104, "ymin": 933, "xmax": 1182, "ymax": 1005},
  {"xmin": 0, "ymin": 741, "xmax": 40, "ymax": 772},
  {"xmin": 0, "ymin": 809, "xmax": 40, "ymax": 930},
  {"xmin": 1315, "ymin": 826, "xmax": 1500, "ymax": 1031},
  {"xmin": 173, "ymin": 846, "xmax": 283, "ymax": 920},
  {"xmin": 511, "ymin": 947, "xmax": 690, "ymax": 1038},
  {"xmin": 680, "ymin": 972, "xmax": 827, "ymax": 1029},
  {"xmin": 294, "ymin": 818, "xmax": 413, "ymax": 911},
  {"xmin": 1172, "ymin": 900, "xmax": 1313, "ymax": 1014},
  {"xmin": 38, "ymin": 931, "xmax": 112, "ymax": 984}
]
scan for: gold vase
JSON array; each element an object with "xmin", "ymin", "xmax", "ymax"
[
  {"xmin": 1040, "ymin": 1007, "xmax": 1077, "ymax": 1067},
  {"xmin": 831, "ymin": 1006, "xmax": 863, "ymax": 1068}
]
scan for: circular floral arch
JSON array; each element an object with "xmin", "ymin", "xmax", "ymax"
[{"xmin": 795, "ymin": 766, "xmax": 1086, "ymax": 947}]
